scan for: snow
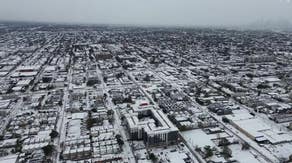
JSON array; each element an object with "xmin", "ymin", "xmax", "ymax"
[
  {"xmin": 264, "ymin": 143, "xmax": 292, "ymax": 159},
  {"xmin": 0, "ymin": 155, "xmax": 18, "ymax": 163},
  {"xmin": 227, "ymin": 110, "xmax": 292, "ymax": 144},
  {"xmin": 181, "ymin": 129, "xmax": 216, "ymax": 147},
  {"xmin": 229, "ymin": 144, "xmax": 265, "ymax": 163}
]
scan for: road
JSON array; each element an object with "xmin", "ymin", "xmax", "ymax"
[
  {"xmin": 55, "ymin": 88, "xmax": 68, "ymax": 163},
  {"xmin": 155, "ymin": 67, "xmax": 278, "ymax": 163},
  {"xmin": 132, "ymin": 52, "xmax": 279, "ymax": 163},
  {"xmin": 95, "ymin": 62, "xmax": 136, "ymax": 162},
  {"xmin": 54, "ymin": 67, "xmax": 72, "ymax": 163},
  {"xmin": 0, "ymin": 98, "xmax": 22, "ymax": 134}
]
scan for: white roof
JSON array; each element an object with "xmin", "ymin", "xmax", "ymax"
[
  {"xmin": 0, "ymin": 100, "xmax": 11, "ymax": 109},
  {"xmin": 12, "ymin": 86, "xmax": 23, "ymax": 91},
  {"xmin": 11, "ymin": 71, "xmax": 38, "ymax": 77},
  {"xmin": 227, "ymin": 110, "xmax": 292, "ymax": 144},
  {"xmin": 0, "ymin": 154, "xmax": 18, "ymax": 163},
  {"xmin": 16, "ymin": 80, "xmax": 31, "ymax": 86},
  {"xmin": 17, "ymin": 65, "xmax": 41, "ymax": 71},
  {"xmin": 44, "ymin": 66, "xmax": 56, "ymax": 72},
  {"xmin": 71, "ymin": 112, "xmax": 88, "ymax": 119},
  {"xmin": 0, "ymin": 71, "xmax": 8, "ymax": 76}
]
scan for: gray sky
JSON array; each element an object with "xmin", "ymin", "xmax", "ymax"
[{"xmin": 0, "ymin": 0, "xmax": 291, "ymax": 27}]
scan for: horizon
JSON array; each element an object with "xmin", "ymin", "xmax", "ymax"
[
  {"xmin": 1, "ymin": 3, "xmax": 292, "ymax": 163},
  {"xmin": 0, "ymin": 0, "xmax": 292, "ymax": 28},
  {"xmin": 1, "ymin": 19, "xmax": 291, "ymax": 32}
]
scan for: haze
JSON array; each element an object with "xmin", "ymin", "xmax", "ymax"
[{"xmin": 0, "ymin": 0, "xmax": 292, "ymax": 27}]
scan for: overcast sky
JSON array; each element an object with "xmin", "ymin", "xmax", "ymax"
[{"xmin": 0, "ymin": 0, "xmax": 291, "ymax": 27}]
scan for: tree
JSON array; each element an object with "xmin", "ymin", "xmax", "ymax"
[
  {"xmin": 195, "ymin": 87, "xmax": 202, "ymax": 97},
  {"xmin": 115, "ymin": 134, "xmax": 124, "ymax": 146},
  {"xmin": 86, "ymin": 80, "xmax": 98, "ymax": 86},
  {"xmin": 287, "ymin": 123, "xmax": 292, "ymax": 130},
  {"xmin": 221, "ymin": 146, "xmax": 232, "ymax": 160},
  {"xmin": 107, "ymin": 109, "xmax": 114, "ymax": 116},
  {"xmin": 103, "ymin": 93, "xmax": 108, "ymax": 99},
  {"xmin": 218, "ymin": 138, "xmax": 230, "ymax": 146},
  {"xmin": 195, "ymin": 97, "xmax": 204, "ymax": 105},
  {"xmin": 115, "ymin": 134, "xmax": 122, "ymax": 140},
  {"xmin": 204, "ymin": 145, "xmax": 214, "ymax": 158},
  {"xmin": 86, "ymin": 118, "xmax": 95, "ymax": 130},
  {"xmin": 103, "ymin": 76, "xmax": 108, "ymax": 83},
  {"xmin": 42, "ymin": 77, "xmax": 52, "ymax": 83},
  {"xmin": 257, "ymin": 90, "xmax": 261, "ymax": 96},
  {"xmin": 91, "ymin": 108, "xmax": 97, "ymax": 113},
  {"xmin": 89, "ymin": 47, "xmax": 94, "ymax": 54},
  {"xmin": 117, "ymin": 138, "xmax": 124, "ymax": 146},
  {"xmin": 222, "ymin": 117, "xmax": 230, "ymax": 123},
  {"xmin": 288, "ymin": 154, "xmax": 292, "ymax": 162},
  {"xmin": 246, "ymin": 73, "xmax": 254, "ymax": 79},
  {"xmin": 116, "ymin": 72, "xmax": 123, "ymax": 79},
  {"xmin": 109, "ymin": 117, "xmax": 114, "ymax": 124},
  {"xmin": 257, "ymin": 83, "xmax": 270, "ymax": 89},
  {"xmin": 149, "ymin": 153, "xmax": 157, "ymax": 162},
  {"xmin": 15, "ymin": 139, "xmax": 22, "ymax": 153},
  {"xmin": 152, "ymin": 93, "xmax": 158, "ymax": 102},
  {"xmin": 195, "ymin": 146, "xmax": 202, "ymax": 152},
  {"xmin": 49, "ymin": 130, "xmax": 59, "ymax": 139},
  {"xmin": 144, "ymin": 74, "xmax": 151, "ymax": 82},
  {"xmin": 289, "ymin": 92, "xmax": 292, "ymax": 100},
  {"xmin": 123, "ymin": 95, "xmax": 133, "ymax": 103},
  {"xmin": 178, "ymin": 125, "xmax": 188, "ymax": 131},
  {"xmin": 47, "ymin": 85, "xmax": 54, "ymax": 90},
  {"xmin": 42, "ymin": 144, "xmax": 55, "ymax": 156},
  {"xmin": 241, "ymin": 142, "xmax": 250, "ymax": 150},
  {"xmin": 58, "ymin": 101, "xmax": 63, "ymax": 106},
  {"xmin": 0, "ymin": 135, "xmax": 4, "ymax": 141}
]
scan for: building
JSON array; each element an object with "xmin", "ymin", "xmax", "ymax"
[
  {"xmin": 244, "ymin": 55, "xmax": 275, "ymax": 63},
  {"xmin": 124, "ymin": 106, "xmax": 179, "ymax": 147}
]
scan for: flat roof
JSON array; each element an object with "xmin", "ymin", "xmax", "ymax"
[
  {"xmin": 0, "ymin": 155, "xmax": 18, "ymax": 163},
  {"xmin": 126, "ymin": 106, "xmax": 178, "ymax": 135}
]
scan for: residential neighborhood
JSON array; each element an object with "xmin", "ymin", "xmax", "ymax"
[{"xmin": 0, "ymin": 23, "xmax": 292, "ymax": 163}]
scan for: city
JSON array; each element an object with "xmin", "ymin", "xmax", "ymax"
[{"xmin": 0, "ymin": 23, "xmax": 291, "ymax": 163}]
